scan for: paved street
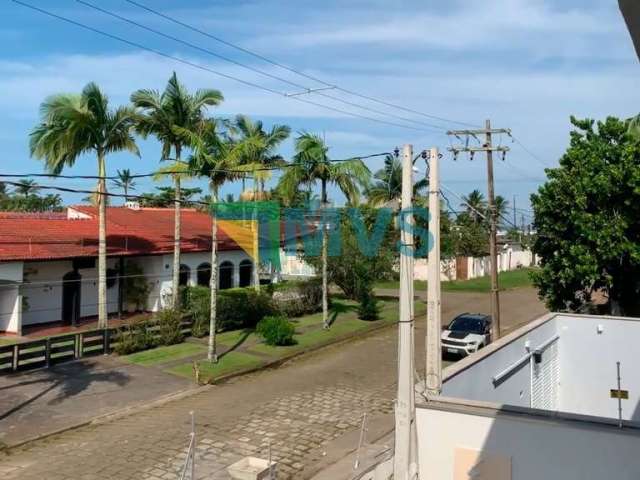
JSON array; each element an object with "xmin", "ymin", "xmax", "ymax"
[{"xmin": 0, "ymin": 288, "xmax": 546, "ymax": 480}]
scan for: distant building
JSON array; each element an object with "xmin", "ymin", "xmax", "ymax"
[
  {"xmin": 0, "ymin": 204, "xmax": 261, "ymax": 334},
  {"xmin": 417, "ymin": 312, "xmax": 640, "ymax": 479}
]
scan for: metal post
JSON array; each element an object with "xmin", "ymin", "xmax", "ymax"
[
  {"xmin": 393, "ymin": 144, "xmax": 418, "ymax": 480},
  {"xmin": 354, "ymin": 412, "xmax": 368, "ymax": 470},
  {"xmin": 191, "ymin": 411, "xmax": 196, "ymax": 480},
  {"xmin": 426, "ymin": 147, "xmax": 442, "ymax": 395},
  {"xmin": 617, "ymin": 362, "xmax": 623, "ymax": 429}
]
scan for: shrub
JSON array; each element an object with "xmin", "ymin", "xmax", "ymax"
[
  {"xmin": 182, "ymin": 286, "xmax": 209, "ymax": 338},
  {"xmin": 113, "ymin": 320, "xmax": 155, "ymax": 355},
  {"xmin": 256, "ymin": 316, "xmax": 296, "ymax": 346},
  {"xmin": 123, "ymin": 262, "xmax": 151, "ymax": 312},
  {"xmin": 357, "ymin": 286, "xmax": 381, "ymax": 321},
  {"xmin": 181, "ymin": 286, "xmax": 276, "ymax": 333},
  {"xmin": 155, "ymin": 308, "xmax": 184, "ymax": 346}
]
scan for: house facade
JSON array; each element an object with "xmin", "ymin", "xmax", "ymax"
[{"xmin": 0, "ymin": 204, "xmax": 265, "ymax": 334}]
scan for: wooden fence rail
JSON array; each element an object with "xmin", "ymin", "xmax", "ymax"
[{"xmin": 1, "ymin": 318, "xmax": 193, "ymax": 375}]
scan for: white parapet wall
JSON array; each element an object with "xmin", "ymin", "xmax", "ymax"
[{"xmin": 416, "ymin": 399, "xmax": 640, "ymax": 480}]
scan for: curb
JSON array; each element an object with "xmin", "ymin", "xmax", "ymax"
[{"xmin": 1, "ymin": 385, "xmax": 213, "ymax": 453}]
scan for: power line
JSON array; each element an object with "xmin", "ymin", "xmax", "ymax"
[
  {"xmin": 74, "ymin": 0, "xmax": 446, "ymax": 132},
  {"xmin": 124, "ymin": 0, "xmax": 478, "ymax": 129},
  {"xmin": 0, "ymin": 152, "xmax": 390, "ymax": 183},
  {"xmin": 12, "ymin": 0, "xmax": 434, "ymax": 133}
]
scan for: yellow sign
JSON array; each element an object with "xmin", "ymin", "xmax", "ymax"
[{"xmin": 610, "ymin": 389, "xmax": 629, "ymax": 400}]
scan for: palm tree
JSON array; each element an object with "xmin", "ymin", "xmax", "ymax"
[
  {"xmin": 462, "ymin": 189, "xmax": 486, "ymax": 223},
  {"xmin": 494, "ymin": 195, "xmax": 509, "ymax": 228},
  {"xmin": 14, "ymin": 179, "xmax": 39, "ymax": 196},
  {"xmin": 111, "ymin": 169, "xmax": 136, "ymax": 200},
  {"xmin": 232, "ymin": 115, "xmax": 290, "ymax": 289},
  {"xmin": 30, "ymin": 82, "xmax": 139, "ymax": 328},
  {"xmin": 132, "ymin": 72, "xmax": 223, "ymax": 308},
  {"xmin": 180, "ymin": 119, "xmax": 240, "ymax": 362},
  {"xmin": 278, "ymin": 132, "xmax": 371, "ymax": 328},
  {"xmin": 365, "ymin": 154, "xmax": 428, "ymax": 207}
]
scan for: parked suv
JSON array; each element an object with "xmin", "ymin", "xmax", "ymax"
[{"xmin": 441, "ymin": 313, "xmax": 492, "ymax": 357}]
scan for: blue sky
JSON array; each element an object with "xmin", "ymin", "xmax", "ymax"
[{"xmin": 2, "ymin": 0, "xmax": 639, "ymax": 221}]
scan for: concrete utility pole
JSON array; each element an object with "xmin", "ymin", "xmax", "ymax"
[
  {"xmin": 393, "ymin": 144, "xmax": 418, "ymax": 480},
  {"xmin": 447, "ymin": 121, "xmax": 510, "ymax": 341},
  {"xmin": 425, "ymin": 147, "xmax": 442, "ymax": 396}
]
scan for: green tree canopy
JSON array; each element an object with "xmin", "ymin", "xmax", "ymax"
[{"xmin": 531, "ymin": 116, "xmax": 640, "ymax": 315}]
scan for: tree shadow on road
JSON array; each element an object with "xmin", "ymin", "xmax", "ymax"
[{"xmin": 0, "ymin": 363, "xmax": 131, "ymax": 421}]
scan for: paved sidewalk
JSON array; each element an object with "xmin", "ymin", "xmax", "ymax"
[
  {"xmin": 0, "ymin": 356, "xmax": 193, "ymax": 446},
  {"xmin": 0, "ymin": 288, "xmax": 547, "ymax": 479}
]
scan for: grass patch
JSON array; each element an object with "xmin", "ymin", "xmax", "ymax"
[
  {"xmin": 375, "ymin": 268, "xmax": 535, "ymax": 292},
  {"xmin": 0, "ymin": 338, "xmax": 16, "ymax": 346},
  {"xmin": 216, "ymin": 329, "xmax": 256, "ymax": 347},
  {"xmin": 167, "ymin": 351, "xmax": 263, "ymax": 382},
  {"xmin": 120, "ymin": 343, "xmax": 207, "ymax": 367}
]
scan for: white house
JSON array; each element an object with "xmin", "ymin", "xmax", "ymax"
[
  {"xmin": 0, "ymin": 204, "xmax": 263, "ymax": 335},
  {"xmin": 416, "ymin": 312, "xmax": 640, "ymax": 479}
]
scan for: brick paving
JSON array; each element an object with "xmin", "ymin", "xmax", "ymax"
[{"xmin": 0, "ymin": 288, "xmax": 546, "ymax": 479}]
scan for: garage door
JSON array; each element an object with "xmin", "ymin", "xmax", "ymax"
[{"xmin": 531, "ymin": 338, "xmax": 559, "ymax": 410}]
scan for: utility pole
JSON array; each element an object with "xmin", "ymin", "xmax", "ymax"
[
  {"xmin": 447, "ymin": 121, "xmax": 510, "ymax": 341},
  {"xmin": 513, "ymin": 195, "xmax": 517, "ymax": 232},
  {"xmin": 426, "ymin": 147, "xmax": 442, "ymax": 396},
  {"xmin": 393, "ymin": 144, "xmax": 418, "ymax": 480}
]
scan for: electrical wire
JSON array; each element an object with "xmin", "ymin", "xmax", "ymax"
[
  {"xmin": 124, "ymin": 0, "xmax": 479, "ymax": 129},
  {"xmin": 11, "ymin": 0, "xmax": 434, "ymax": 133},
  {"xmin": 75, "ymin": 0, "xmax": 446, "ymax": 132}
]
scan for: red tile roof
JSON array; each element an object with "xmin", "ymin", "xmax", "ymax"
[{"xmin": 0, "ymin": 206, "xmax": 241, "ymax": 262}]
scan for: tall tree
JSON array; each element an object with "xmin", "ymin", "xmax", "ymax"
[
  {"xmin": 14, "ymin": 179, "xmax": 39, "ymax": 196},
  {"xmin": 132, "ymin": 72, "xmax": 223, "ymax": 308},
  {"xmin": 461, "ymin": 189, "xmax": 486, "ymax": 223},
  {"xmin": 111, "ymin": 168, "xmax": 136, "ymax": 200},
  {"xmin": 180, "ymin": 119, "xmax": 240, "ymax": 362},
  {"xmin": 30, "ymin": 82, "xmax": 139, "ymax": 327},
  {"xmin": 278, "ymin": 132, "xmax": 370, "ymax": 328},
  {"xmin": 365, "ymin": 154, "xmax": 427, "ymax": 207},
  {"xmin": 232, "ymin": 115, "xmax": 290, "ymax": 289},
  {"xmin": 532, "ymin": 116, "xmax": 640, "ymax": 315}
]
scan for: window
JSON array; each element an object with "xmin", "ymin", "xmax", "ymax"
[
  {"xmin": 197, "ymin": 262, "xmax": 211, "ymax": 287},
  {"xmin": 239, "ymin": 259, "xmax": 253, "ymax": 288},
  {"xmin": 219, "ymin": 261, "xmax": 234, "ymax": 290},
  {"xmin": 179, "ymin": 264, "xmax": 191, "ymax": 286}
]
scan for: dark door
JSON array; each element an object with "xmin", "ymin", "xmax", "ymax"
[
  {"xmin": 219, "ymin": 262, "xmax": 234, "ymax": 290},
  {"xmin": 62, "ymin": 270, "xmax": 81, "ymax": 326},
  {"xmin": 239, "ymin": 260, "xmax": 253, "ymax": 288}
]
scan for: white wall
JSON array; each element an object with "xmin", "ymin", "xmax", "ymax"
[
  {"xmin": 557, "ymin": 315, "xmax": 640, "ymax": 421},
  {"xmin": 414, "ymin": 259, "xmax": 456, "ymax": 282},
  {"xmin": 466, "ymin": 247, "xmax": 537, "ymax": 280},
  {"xmin": 22, "ymin": 259, "xmax": 119, "ymax": 326},
  {"xmin": 416, "ymin": 405, "xmax": 640, "ymax": 480},
  {"xmin": 442, "ymin": 318, "xmax": 558, "ymax": 408},
  {"xmin": 0, "ymin": 262, "xmax": 23, "ymax": 333}
]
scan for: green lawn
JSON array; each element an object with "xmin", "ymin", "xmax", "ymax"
[
  {"xmin": 120, "ymin": 343, "xmax": 207, "ymax": 367},
  {"xmin": 375, "ymin": 268, "xmax": 535, "ymax": 292},
  {"xmin": 122, "ymin": 297, "xmax": 424, "ymax": 383},
  {"xmin": 0, "ymin": 338, "xmax": 16, "ymax": 346},
  {"xmin": 167, "ymin": 351, "xmax": 263, "ymax": 382}
]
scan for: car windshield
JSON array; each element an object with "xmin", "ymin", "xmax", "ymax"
[{"xmin": 449, "ymin": 316, "xmax": 486, "ymax": 334}]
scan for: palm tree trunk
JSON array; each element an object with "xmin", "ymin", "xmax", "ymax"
[
  {"xmin": 97, "ymin": 152, "xmax": 108, "ymax": 329},
  {"xmin": 253, "ymin": 178, "xmax": 260, "ymax": 292},
  {"xmin": 208, "ymin": 185, "xmax": 219, "ymax": 363},
  {"xmin": 321, "ymin": 178, "xmax": 329, "ymax": 329},
  {"xmin": 172, "ymin": 172, "xmax": 182, "ymax": 309}
]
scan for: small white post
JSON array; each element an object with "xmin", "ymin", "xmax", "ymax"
[
  {"xmin": 426, "ymin": 148, "xmax": 442, "ymax": 396},
  {"xmin": 393, "ymin": 144, "xmax": 417, "ymax": 480}
]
